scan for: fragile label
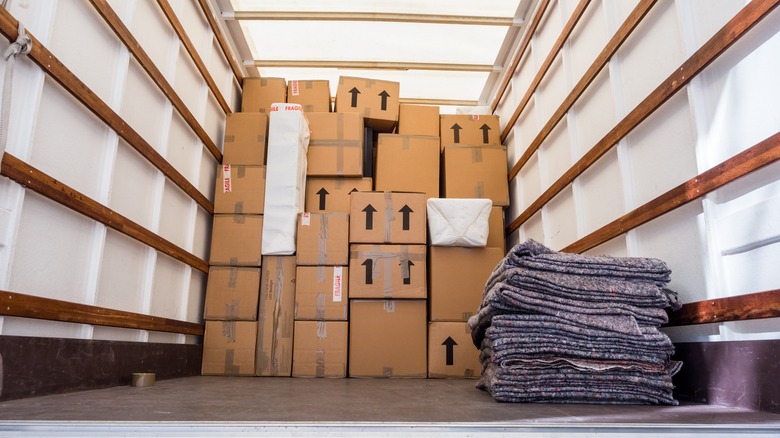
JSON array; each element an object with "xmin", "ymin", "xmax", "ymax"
[
  {"xmin": 270, "ymin": 102, "xmax": 303, "ymax": 112},
  {"xmin": 471, "ymin": 114, "xmax": 480, "ymax": 121},
  {"xmin": 222, "ymin": 164, "xmax": 232, "ymax": 193},
  {"xmin": 290, "ymin": 80, "xmax": 300, "ymax": 96},
  {"xmin": 332, "ymin": 266, "xmax": 343, "ymax": 302},
  {"xmin": 301, "ymin": 212, "xmax": 311, "ymax": 226}
]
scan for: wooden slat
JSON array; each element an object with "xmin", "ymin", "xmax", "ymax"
[
  {"xmin": 500, "ymin": 0, "xmax": 591, "ymax": 142},
  {"xmin": 0, "ymin": 153, "xmax": 210, "ymax": 273},
  {"xmin": 506, "ymin": 0, "xmax": 779, "ymax": 236},
  {"xmin": 491, "ymin": 0, "xmax": 550, "ymax": 113},
  {"xmin": 198, "ymin": 0, "xmax": 244, "ymax": 83},
  {"xmin": 562, "ymin": 130, "xmax": 780, "ymax": 254},
  {"xmin": 0, "ymin": 290, "xmax": 205, "ymax": 336},
  {"xmin": 666, "ymin": 289, "xmax": 780, "ymax": 327},
  {"xmin": 507, "ymin": 0, "xmax": 656, "ymax": 181},
  {"xmin": 251, "ymin": 60, "xmax": 496, "ymax": 72},
  {"xmin": 0, "ymin": 8, "xmax": 213, "ymax": 214},
  {"xmin": 89, "ymin": 0, "xmax": 223, "ymax": 163},
  {"xmin": 156, "ymin": 0, "xmax": 231, "ymax": 114},
  {"xmin": 230, "ymin": 11, "xmax": 514, "ymax": 26}
]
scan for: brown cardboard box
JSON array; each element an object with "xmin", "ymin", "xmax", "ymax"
[
  {"xmin": 203, "ymin": 266, "xmax": 261, "ymax": 320},
  {"xmin": 440, "ymin": 114, "xmax": 501, "ymax": 148},
  {"xmin": 305, "ymin": 177, "xmax": 373, "ymax": 213},
  {"xmin": 223, "ymin": 112, "xmax": 268, "ymax": 165},
  {"xmin": 349, "ymin": 192, "xmax": 426, "ymax": 244},
  {"xmin": 442, "ymin": 146, "xmax": 510, "ymax": 206},
  {"xmin": 256, "ymin": 256, "xmax": 296, "ymax": 376},
  {"xmin": 487, "ymin": 206, "xmax": 506, "ymax": 252},
  {"xmin": 209, "ymin": 215, "xmax": 263, "ymax": 266},
  {"xmin": 349, "ymin": 244, "xmax": 426, "ymax": 299},
  {"xmin": 295, "ymin": 266, "xmax": 348, "ymax": 320},
  {"xmin": 296, "ymin": 213, "xmax": 349, "ymax": 266},
  {"xmin": 306, "ymin": 112, "xmax": 364, "ymax": 176},
  {"xmin": 201, "ymin": 321, "xmax": 257, "ymax": 376},
  {"xmin": 428, "ymin": 322, "xmax": 481, "ymax": 379},
  {"xmin": 241, "ymin": 77, "xmax": 287, "ymax": 113},
  {"xmin": 349, "ymin": 300, "xmax": 427, "ymax": 377},
  {"xmin": 292, "ymin": 321, "xmax": 348, "ymax": 378},
  {"xmin": 214, "ymin": 165, "xmax": 266, "ymax": 214},
  {"xmin": 428, "ymin": 246, "xmax": 504, "ymax": 322},
  {"xmin": 398, "ymin": 104, "xmax": 439, "ymax": 136},
  {"xmin": 374, "ymin": 134, "xmax": 440, "ymax": 201},
  {"xmin": 335, "ymin": 76, "xmax": 399, "ymax": 132},
  {"xmin": 287, "ymin": 80, "xmax": 331, "ymax": 113}
]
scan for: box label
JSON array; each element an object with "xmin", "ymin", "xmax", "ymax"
[
  {"xmin": 333, "ymin": 266, "xmax": 343, "ymax": 302},
  {"xmin": 301, "ymin": 212, "xmax": 311, "ymax": 226},
  {"xmin": 222, "ymin": 164, "xmax": 232, "ymax": 193},
  {"xmin": 270, "ymin": 103, "xmax": 303, "ymax": 112},
  {"xmin": 290, "ymin": 80, "xmax": 300, "ymax": 96}
]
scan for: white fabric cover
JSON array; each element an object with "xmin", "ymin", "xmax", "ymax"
[
  {"xmin": 262, "ymin": 104, "xmax": 309, "ymax": 255},
  {"xmin": 427, "ymin": 198, "xmax": 492, "ymax": 247}
]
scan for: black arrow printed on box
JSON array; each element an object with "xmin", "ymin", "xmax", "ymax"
[
  {"xmin": 400, "ymin": 260, "xmax": 414, "ymax": 285},
  {"xmin": 349, "ymin": 87, "xmax": 360, "ymax": 107},
  {"xmin": 363, "ymin": 204, "xmax": 377, "ymax": 230},
  {"xmin": 349, "ymin": 188, "xmax": 359, "ymax": 193},
  {"xmin": 450, "ymin": 123, "xmax": 462, "ymax": 143},
  {"xmin": 480, "ymin": 124, "xmax": 491, "ymax": 144},
  {"xmin": 362, "ymin": 259, "xmax": 373, "ymax": 284},
  {"xmin": 378, "ymin": 90, "xmax": 390, "ymax": 111},
  {"xmin": 399, "ymin": 204, "xmax": 413, "ymax": 230},
  {"xmin": 316, "ymin": 188, "xmax": 329, "ymax": 210},
  {"xmin": 442, "ymin": 337, "xmax": 458, "ymax": 366}
]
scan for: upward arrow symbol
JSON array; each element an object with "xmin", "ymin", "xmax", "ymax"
[
  {"xmin": 316, "ymin": 188, "xmax": 329, "ymax": 210},
  {"xmin": 451, "ymin": 123, "xmax": 462, "ymax": 143},
  {"xmin": 480, "ymin": 123, "xmax": 491, "ymax": 144},
  {"xmin": 363, "ymin": 204, "xmax": 377, "ymax": 230},
  {"xmin": 349, "ymin": 87, "xmax": 361, "ymax": 107},
  {"xmin": 399, "ymin": 204, "xmax": 413, "ymax": 230},
  {"xmin": 378, "ymin": 90, "xmax": 390, "ymax": 111},
  {"xmin": 442, "ymin": 337, "xmax": 458, "ymax": 366}
]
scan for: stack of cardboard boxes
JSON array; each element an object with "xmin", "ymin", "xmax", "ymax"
[{"xmin": 202, "ymin": 74, "xmax": 509, "ymax": 378}]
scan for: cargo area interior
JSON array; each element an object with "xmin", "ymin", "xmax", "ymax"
[{"xmin": 0, "ymin": 1, "xmax": 779, "ymax": 437}]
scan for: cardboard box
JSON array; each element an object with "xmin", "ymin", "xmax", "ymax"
[
  {"xmin": 209, "ymin": 214, "xmax": 263, "ymax": 267},
  {"xmin": 428, "ymin": 246, "xmax": 504, "ymax": 322},
  {"xmin": 374, "ymin": 135, "xmax": 440, "ymax": 201},
  {"xmin": 305, "ymin": 177, "xmax": 373, "ymax": 213},
  {"xmin": 292, "ymin": 321, "xmax": 347, "ymax": 378},
  {"xmin": 398, "ymin": 104, "xmax": 439, "ymax": 136},
  {"xmin": 306, "ymin": 112, "xmax": 364, "ymax": 176},
  {"xmin": 349, "ymin": 244, "xmax": 426, "ymax": 299},
  {"xmin": 335, "ymin": 76, "xmax": 399, "ymax": 132},
  {"xmin": 241, "ymin": 77, "xmax": 287, "ymax": 113},
  {"xmin": 349, "ymin": 192, "xmax": 426, "ymax": 244},
  {"xmin": 428, "ymin": 322, "xmax": 481, "ymax": 379},
  {"xmin": 262, "ymin": 105, "xmax": 309, "ymax": 255},
  {"xmin": 203, "ymin": 266, "xmax": 261, "ymax": 320},
  {"xmin": 487, "ymin": 206, "xmax": 506, "ymax": 252},
  {"xmin": 295, "ymin": 266, "xmax": 348, "ymax": 321},
  {"xmin": 287, "ymin": 79, "xmax": 331, "ymax": 113},
  {"xmin": 202, "ymin": 321, "xmax": 257, "ymax": 376},
  {"xmin": 256, "ymin": 256, "xmax": 297, "ymax": 376},
  {"xmin": 214, "ymin": 165, "xmax": 266, "ymax": 214},
  {"xmin": 296, "ymin": 213, "xmax": 349, "ymax": 266},
  {"xmin": 442, "ymin": 146, "xmax": 510, "ymax": 206},
  {"xmin": 223, "ymin": 112, "xmax": 268, "ymax": 165},
  {"xmin": 440, "ymin": 114, "xmax": 501, "ymax": 148},
  {"xmin": 349, "ymin": 299, "xmax": 427, "ymax": 377}
]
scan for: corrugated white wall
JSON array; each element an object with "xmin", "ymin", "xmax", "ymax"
[
  {"xmin": 496, "ymin": 0, "xmax": 780, "ymax": 343},
  {"xmin": 0, "ymin": 0, "xmax": 238, "ymax": 344}
]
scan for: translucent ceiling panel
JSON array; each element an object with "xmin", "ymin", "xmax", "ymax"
[{"xmin": 231, "ymin": 0, "xmax": 520, "ymax": 17}]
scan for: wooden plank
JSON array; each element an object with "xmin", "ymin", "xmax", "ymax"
[
  {"xmin": 505, "ymin": 0, "xmax": 780, "ymax": 236},
  {"xmin": 507, "ymin": 0, "xmax": 657, "ymax": 181},
  {"xmin": 0, "ymin": 153, "xmax": 210, "ymax": 273},
  {"xmin": 491, "ymin": 0, "xmax": 550, "ymax": 113},
  {"xmin": 230, "ymin": 11, "xmax": 514, "ymax": 26},
  {"xmin": 0, "ymin": 290, "xmax": 205, "ymax": 336},
  {"xmin": 252, "ymin": 60, "xmax": 496, "ymax": 72},
  {"xmin": 667, "ymin": 289, "xmax": 780, "ymax": 327},
  {"xmin": 562, "ymin": 130, "xmax": 780, "ymax": 254},
  {"xmin": 197, "ymin": 0, "xmax": 243, "ymax": 84},
  {"xmin": 0, "ymin": 8, "xmax": 213, "ymax": 214},
  {"xmin": 89, "ymin": 0, "xmax": 223, "ymax": 163},
  {"xmin": 499, "ymin": 0, "xmax": 591, "ymax": 142},
  {"xmin": 156, "ymin": 0, "xmax": 231, "ymax": 114}
]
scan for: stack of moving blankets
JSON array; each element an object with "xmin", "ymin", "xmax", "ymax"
[{"xmin": 468, "ymin": 240, "xmax": 682, "ymax": 404}]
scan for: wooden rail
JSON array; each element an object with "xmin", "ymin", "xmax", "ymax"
[
  {"xmin": 667, "ymin": 289, "xmax": 780, "ymax": 327},
  {"xmin": 0, "ymin": 8, "xmax": 214, "ymax": 214},
  {"xmin": 499, "ymin": 0, "xmax": 591, "ymax": 143},
  {"xmin": 0, "ymin": 153, "xmax": 209, "ymax": 273},
  {"xmin": 156, "ymin": 0, "xmax": 231, "ymax": 114},
  {"xmin": 89, "ymin": 0, "xmax": 223, "ymax": 163},
  {"xmin": 198, "ymin": 0, "xmax": 243, "ymax": 83},
  {"xmin": 505, "ymin": 0, "xmax": 779, "ymax": 235},
  {"xmin": 0, "ymin": 290, "xmax": 205, "ymax": 336}
]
